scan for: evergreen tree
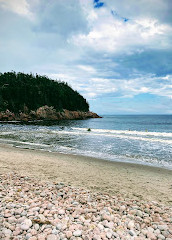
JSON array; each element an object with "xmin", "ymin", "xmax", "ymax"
[{"xmin": 0, "ymin": 72, "xmax": 89, "ymax": 113}]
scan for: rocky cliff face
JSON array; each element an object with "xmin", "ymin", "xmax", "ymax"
[{"xmin": 0, "ymin": 106, "xmax": 101, "ymax": 122}]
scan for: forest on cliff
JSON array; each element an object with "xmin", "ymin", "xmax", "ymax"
[{"xmin": 0, "ymin": 72, "xmax": 89, "ymax": 113}]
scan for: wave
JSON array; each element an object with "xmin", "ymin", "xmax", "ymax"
[
  {"xmin": 53, "ymin": 128, "xmax": 172, "ymax": 144},
  {"xmin": 0, "ymin": 127, "xmax": 172, "ymax": 145},
  {"xmin": 0, "ymin": 138, "xmax": 49, "ymax": 148},
  {"xmin": 0, "ymin": 127, "xmax": 171, "ymax": 170},
  {"xmin": 72, "ymin": 127, "xmax": 172, "ymax": 137}
]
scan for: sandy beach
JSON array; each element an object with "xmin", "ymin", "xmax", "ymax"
[{"xmin": 0, "ymin": 144, "xmax": 171, "ymax": 205}]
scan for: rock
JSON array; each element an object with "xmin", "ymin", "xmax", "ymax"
[
  {"xmin": 147, "ymin": 227, "xmax": 154, "ymax": 232},
  {"xmin": 8, "ymin": 216, "xmax": 16, "ymax": 223},
  {"xmin": 26, "ymin": 233, "xmax": 32, "ymax": 239},
  {"xmin": 34, "ymin": 224, "xmax": 39, "ymax": 231},
  {"xmin": 136, "ymin": 210, "xmax": 143, "ymax": 217},
  {"xmin": 38, "ymin": 214, "xmax": 46, "ymax": 222},
  {"xmin": 37, "ymin": 234, "xmax": 46, "ymax": 240},
  {"xmin": 158, "ymin": 225, "xmax": 168, "ymax": 231},
  {"xmin": 161, "ymin": 230, "xmax": 170, "ymax": 238},
  {"xmin": 29, "ymin": 237, "xmax": 37, "ymax": 240},
  {"xmin": 128, "ymin": 220, "xmax": 135, "ymax": 230},
  {"xmin": 154, "ymin": 229, "xmax": 160, "ymax": 235},
  {"xmin": 146, "ymin": 231, "xmax": 156, "ymax": 239},
  {"xmin": 20, "ymin": 218, "xmax": 32, "ymax": 230},
  {"xmin": 52, "ymin": 229, "xmax": 58, "ymax": 235},
  {"xmin": 47, "ymin": 234, "xmax": 59, "ymax": 240},
  {"xmin": 47, "ymin": 203, "xmax": 53, "ymax": 210},
  {"xmin": 120, "ymin": 205, "xmax": 126, "ymax": 212},
  {"xmin": 73, "ymin": 230, "xmax": 82, "ymax": 237},
  {"xmin": 58, "ymin": 209, "xmax": 65, "ymax": 215},
  {"xmin": 30, "ymin": 229, "xmax": 37, "ymax": 235},
  {"xmin": 97, "ymin": 223, "xmax": 104, "ymax": 231},
  {"xmin": 129, "ymin": 230, "xmax": 136, "ymax": 236},
  {"xmin": 158, "ymin": 234, "xmax": 165, "ymax": 240},
  {"xmin": 20, "ymin": 224, "xmax": 30, "ymax": 231},
  {"xmin": 102, "ymin": 214, "xmax": 112, "ymax": 221},
  {"xmin": 66, "ymin": 231, "xmax": 73, "ymax": 239},
  {"xmin": 2, "ymin": 228, "xmax": 12, "ymax": 236},
  {"xmin": 106, "ymin": 231, "xmax": 112, "ymax": 239},
  {"xmin": 56, "ymin": 223, "xmax": 62, "ymax": 230}
]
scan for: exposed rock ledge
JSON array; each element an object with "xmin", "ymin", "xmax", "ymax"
[{"xmin": 0, "ymin": 105, "xmax": 101, "ymax": 122}]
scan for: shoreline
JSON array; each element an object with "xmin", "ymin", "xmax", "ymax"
[
  {"xmin": 1, "ymin": 140, "xmax": 172, "ymax": 171},
  {"xmin": 0, "ymin": 144, "xmax": 172, "ymax": 206}
]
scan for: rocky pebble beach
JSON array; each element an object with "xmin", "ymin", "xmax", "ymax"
[{"xmin": 0, "ymin": 173, "xmax": 171, "ymax": 240}]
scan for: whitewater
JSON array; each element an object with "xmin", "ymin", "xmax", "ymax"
[{"xmin": 0, "ymin": 115, "xmax": 171, "ymax": 169}]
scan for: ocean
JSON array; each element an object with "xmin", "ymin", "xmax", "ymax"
[{"xmin": 0, "ymin": 115, "xmax": 172, "ymax": 169}]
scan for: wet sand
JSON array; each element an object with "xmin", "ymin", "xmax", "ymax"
[{"xmin": 0, "ymin": 144, "xmax": 171, "ymax": 205}]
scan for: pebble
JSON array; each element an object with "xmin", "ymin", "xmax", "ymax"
[
  {"xmin": 65, "ymin": 231, "xmax": 72, "ymax": 238},
  {"xmin": 34, "ymin": 224, "xmax": 39, "ymax": 231},
  {"xmin": 129, "ymin": 230, "xmax": 136, "ymax": 236},
  {"xmin": 158, "ymin": 234, "xmax": 166, "ymax": 239},
  {"xmin": 47, "ymin": 234, "xmax": 59, "ymax": 240},
  {"xmin": 2, "ymin": 228, "xmax": 12, "ymax": 236},
  {"xmin": 128, "ymin": 220, "xmax": 135, "ymax": 229},
  {"xmin": 147, "ymin": 231, "xmax": 156, "ymax": 239},
  {"xmin": 20, "ymin": 219, "xmax": 32, "ymax": 231},
  {"xmin": 58, "ymin": 209, "xmax": 65, "ymax": 215},
  {"xmin": 0, "ymin": 173, "xmax": 171, "ymax": 240},
  {"xmin": 120, "ymin": 205, "xmax": 126, "ymax": 212},
  {"xmin": 106, "ymin": 231, "xmax": 112, "ymax": 238},
  {"xmin": 158, "ymin": 225, "xmax": 168, "ymax": 231},
  {"xmin": 73, "ymin": 230, "xmax": 82, "ymax": 237},
  {"xmin": 29, "ymin": 237, "xmax": 37, "ymax": 240}
]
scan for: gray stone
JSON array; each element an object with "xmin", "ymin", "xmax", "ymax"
[{"xmin": 129, "ymin": 230, "xmax": 136, "ymax": 236}]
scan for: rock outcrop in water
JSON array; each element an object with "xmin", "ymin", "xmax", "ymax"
[{"xmin": 0, "ymin": 106, "xmax": 101, "ymax": 122}]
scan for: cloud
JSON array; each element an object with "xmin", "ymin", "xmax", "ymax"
[
  {"xmin": 0, "ymin": 0, "xmax": 171, "ymax": 114},
  {"xmin": 0, "ymin": 0, "xmax": 34, "ymax": 19},
  {"xmin": 45, "ymin": 62, "xmax": 172, "ymax": 102},
  {"xmin": 71, "ymin": 3, "xmax": 172, "ymax": 53},
  {"xmin": 107, "ymin": 0, "xmax": 172, "ymax": 24},
  {"xmin": 33, "ymin": 0, "xmax": 88, "ymax": 37},
  {"xmin": 77, "ymin": 65, "xmax": 96, "ymax": 73}
]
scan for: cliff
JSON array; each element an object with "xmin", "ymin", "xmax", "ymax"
[{"xmin": 0, "ymin": 106, "xmax": 101, "ymax": 122}]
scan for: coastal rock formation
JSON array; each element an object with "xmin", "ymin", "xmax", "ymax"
[{"xmin": 0, "ymin": 105, "xmax": 101, "ymax": 122}]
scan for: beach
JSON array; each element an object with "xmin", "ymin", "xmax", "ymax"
[
  {"xmin": 0, "ymin": 144, "xmax": 172, "ymax": 205},
  {"xmin": 0, "ymin": 144, "xmax": 172, "ymax": 239}
]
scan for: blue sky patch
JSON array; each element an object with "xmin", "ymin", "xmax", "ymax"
[
  {"xmin": 123, "ymin": 18, "xmax": 129, "ymax": 22},
  {"xmin": 94, "ymin": 0, "xmax": 104, "ymax": 8}
]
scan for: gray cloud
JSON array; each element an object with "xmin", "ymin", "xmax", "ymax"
[
  {"xmin": 107, "ymin": 0, "xmax": 172, "ymax": 24},
  {"xmin": 33, "ymin": 0, "xmax": 89, "ymax": 37},
  {"xmin": 0, "ymin": 0, "xmax": 171, "ymax": 113}
]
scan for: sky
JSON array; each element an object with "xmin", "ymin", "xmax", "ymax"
[{"xmin": 0, "ymin": 0, "xmax": 172, "ymax": 114}]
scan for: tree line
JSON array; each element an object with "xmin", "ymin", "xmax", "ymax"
[{"xmin": 0, "ymin": 71, "xmax": 89, "ymax": 113}]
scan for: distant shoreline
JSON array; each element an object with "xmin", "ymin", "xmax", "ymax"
[{"xmin": 0, "ymin": 143, "xmax": 171, "ymax": 205}]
